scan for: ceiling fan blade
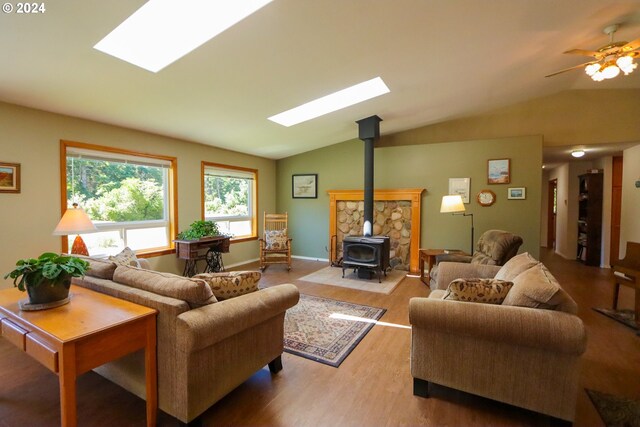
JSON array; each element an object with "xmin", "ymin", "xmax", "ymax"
[
  {"xmin": 563, "ymin": 48, "xmax": 599, "ymax": 57},
  {"xmin": 545, "ymin": 61, "xmax": 596, "ymax": 78},
  {"xmin": 621, "ymin": 37, "xmax": 640, "ymax": 52}
]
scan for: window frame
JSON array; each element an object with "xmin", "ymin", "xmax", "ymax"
[
  {"xmin": 59, "ymin": 140, "xmax": 178, "ymax": 258},
  {"xmin": 200, "ymin": 161, "xmax": 258, "ymax": 243}
]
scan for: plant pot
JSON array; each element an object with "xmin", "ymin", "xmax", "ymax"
[{"xmin": 25, "ymin": 273, "xmax": 71, "ymax": 305}]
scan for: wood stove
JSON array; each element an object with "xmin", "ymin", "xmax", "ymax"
[{"xmin": 342, "ymin": 235, "xmax": 390, "ymax": 282}]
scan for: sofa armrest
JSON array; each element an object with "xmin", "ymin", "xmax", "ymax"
[
  {"xmin": 176, "ymin": 284, "xmax": 300, "ymax": 352},
  {"xmin": 435, "ymin": 262, "xmax": 501, "ymax": 290},
  {"xmin": 409, "ymin": 297, "xmax": 587, "ymax": 356}
]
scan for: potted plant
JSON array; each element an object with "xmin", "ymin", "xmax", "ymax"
[
  {"xmin": 4, "ymin": 252, "xmax": 90, "ymax": 305},
  {"xmin": 177, "ymin": 220, "xmax": 221, "ymax": 240}
]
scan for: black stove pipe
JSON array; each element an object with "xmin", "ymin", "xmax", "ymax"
[{"xmin": 356, "ymin": 115, "xmax": 382, "ymax": 237}]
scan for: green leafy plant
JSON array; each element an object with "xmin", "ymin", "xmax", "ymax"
[
  {"xmin": 177, "ymin": 220, "xmax": 221, "ymax": 240},
  {"xmin": 4, "ymin": 252, "xmax": 90, "ymax": 292}
]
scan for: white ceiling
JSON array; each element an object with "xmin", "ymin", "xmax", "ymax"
[{"xmin": 2, "ymin": 0, "xmax": 640, "ymax": 159}]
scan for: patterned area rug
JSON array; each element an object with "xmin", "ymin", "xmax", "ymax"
[
  {"xmin": 593, "ymin": 308, "xmax": 639, "ymax": 332},
  {"xmin": 586, "ymin": 389, "xmax": 640, "ymax": 427},
  {"xmin": 298, "ymin": 266, "xmax": 406, "ymax": 294},
  {"xmin": 284, "ymin": 294, "xmax": 386, "ymax": 367}
]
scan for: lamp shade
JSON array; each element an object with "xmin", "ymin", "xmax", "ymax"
[
  {"xmin": 53, "ymin": 204, "xmax": 97, "ymax": 235},
  {"xmin": 440, "ymin": 195, "xmax": 465, "ymax": 214}
]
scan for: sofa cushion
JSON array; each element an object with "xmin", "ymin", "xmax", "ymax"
[
  {"xmin": 494, "ymin": 252, "xmax": 539, "ymax": 281},
  {"xmin": 113, "ymin": 265, "xmax": 217, "ymax": 308},
  {"xmin": 443, "ymin": 278, "xmax": 513, "ymax": 304},
  {"xmin": 193, "ymin": 271, "xmax": 261, "ymax": 300},
  {"xmin": 76, "ymin": 255, "xmax": 117, "ymax": 280},
  {"xmin": 265, "ymin": 229, "xmax": 288, "ymax": 250},
  {"xmin": 502, "ymin": 263, "xmax": 577, "ymax": 313},
  {"xmin": 108, "ymin": 247, "xmax": 141, "ymax": 267}
]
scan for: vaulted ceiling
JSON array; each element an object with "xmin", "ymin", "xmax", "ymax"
[{"xmin": 2, "ymin": 0, "xmax": 639, "ymax": 159}]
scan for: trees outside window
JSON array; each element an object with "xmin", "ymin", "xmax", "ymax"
[
  {"xmin": 62, "ymin": 141, "xmax": 177, "ymax": 256},
  {"xmin": 202, "ymin": 162, "xmax": 257, "ymax": 240}
]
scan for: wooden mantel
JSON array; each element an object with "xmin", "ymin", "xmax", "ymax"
[{"xmin": 328, "ymin": 188, "xmax": 425, "ymax": 273}]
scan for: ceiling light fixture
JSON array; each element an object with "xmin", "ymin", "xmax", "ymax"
[
  {"xmin": 571, "ymin": 150, "xmax": 586, "ymax": 158},
  {"xmin": 94, "ymin": 0, "xmax": 273, "ymax": 72},
  {"xmin": 583, "ymin": 25, "xmax": 638, "ymax": 82},
  {"xmin": 268, "ymin": 77, "xmax": 390, "ymax": 127}
]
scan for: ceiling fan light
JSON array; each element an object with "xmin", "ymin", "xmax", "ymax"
[
  {"xmin": 585, "ymin": 63, "xmax": 601, "ymax": 76},
  {"xmin": 591, "ymin": 71, "xmax": 605, "ymax": 81},
  {"xmin": 619, "ymin": 59, "xmax": 637, "ymax": 75},
  {"xmin": 616, "ymin": 55, "xmax": 633, "ymax": 68},
  {"xmin": 601, "ymin": 63, "xmax": 620, "ymax": 79}
]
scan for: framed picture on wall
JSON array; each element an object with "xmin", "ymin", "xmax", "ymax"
[
  {"xmin": 448, "ymin": 177, "xmax": 470, "ymax": 203},
  {"xmin": 487, "ymin": 158, "xmax": 510, "ymax": 184},
  {"xmin": 0, "ymin": 162, "xmax": 21, "ymax": 193},
  {"xmin": 292, "ymin": 174, "xmax": 318, "ymax": 199},
  {"xmin": 508, "ymin": 187, "xmax": 526, "ymax": 200}
]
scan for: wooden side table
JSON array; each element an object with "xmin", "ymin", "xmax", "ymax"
[
  {"xmin": 418, "ymin": 249, "xmax": 468, "ymax": 285},
  {"xmin": 0, "ymin": 285, "xmax": 158, "ymax": 427}
]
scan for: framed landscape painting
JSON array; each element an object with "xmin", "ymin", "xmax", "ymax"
[
  {"xmin": 0, "ymin": 162, "xmax": 20, "ymax": 193},
  {"xmin": 292, "ymin": 174, "xmax": 317, "ymax": 199},
  {"xmin": 487, "ymin": 158, "xmax": 510, "ymax": 184}
]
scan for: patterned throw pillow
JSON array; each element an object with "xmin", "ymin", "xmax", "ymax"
[
  {"xmin": 443, "ymin": 278, "xmax": 514, "ymax": 304},
  {"xmin": 108, "ymin": 247, "xmax": 141, "ymax": 267},
  {"xmin": 265, "ymin": 229, "xmax": 288, "ymax": 250},
  {"xmin": 194, "ymin": 271, "xmax": 261, "ymax": 300}
]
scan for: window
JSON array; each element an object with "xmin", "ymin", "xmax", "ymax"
[
  {"xmin": 202, "ymin": 162, "xmax": 257, "ymax": 241},
  {"xmin": 61, "ymin": 141, "xmax": 177, "ymax": 256}
]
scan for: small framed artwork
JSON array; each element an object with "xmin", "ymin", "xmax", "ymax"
[
  {"xmin": 449, "ymin": 177, "xmax": 471, "ymax": 203},
  {"xmin": 487, "ymin": 158, "xmax": 511, "ymax": 184},
  {"xmin": 292, "ymin": 174, "xmax": 318, "ymax": 199},
  {"xmin": 507, "ymin": 187, "xmax": 526, "ymax": 200},
  {"xmin": 0, "ymin": 162, "xmax": 21, "ymax": 193}
]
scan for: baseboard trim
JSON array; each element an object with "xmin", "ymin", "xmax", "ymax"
[
  {"xmin": 292, "ymin": 255, "xmax": 330, "ymax": 262},
  {"xmin": 224, "ymin": 258, "xmax": 259, "ymax": 269}
]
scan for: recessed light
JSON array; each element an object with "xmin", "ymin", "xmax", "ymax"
[
  {"xmin": 571, "ymin": 150, "xmax": 586, "ymax": 158},
  {"xmin": 268, "ymin": 77, "xmax": 390, "ymax": 127},
  {"xmin": 94, "ymin": 0, "xmax": 273, "ymax": 72}
]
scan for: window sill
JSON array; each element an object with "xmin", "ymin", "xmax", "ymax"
[
  {"xmin": 137, "ymin": 247, "xmax": 176, "ymax": 258},
  {"xmin": 230, "ymin": 236, "xmax": 258, "ymax": 244}
]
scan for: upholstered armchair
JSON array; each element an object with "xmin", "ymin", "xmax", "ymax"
[{"xmin": 430, "ymin": 230, "xmax": 523, "ymax": 287}]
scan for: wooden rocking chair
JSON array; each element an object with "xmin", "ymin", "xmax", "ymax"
[{"xmin": 259, "ymin": 212, "xmax": 292, "ymax": 271}]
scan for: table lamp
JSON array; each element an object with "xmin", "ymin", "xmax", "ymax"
[
  {"xmin": 53, "ymin": 203, "xmax": 97, "ymax": 256},
  {"xmin": 440, "ymin": 195, "xmax": 474, "ymax": 254}
]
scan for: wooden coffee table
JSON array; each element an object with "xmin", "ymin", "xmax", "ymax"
[
  {"xmin": 0, "ymin": 285, "xmax": 157, "ymax": 427},
  {"xmin": 418, "ymin": 249, "xmax": 468, "ymax": 285}
]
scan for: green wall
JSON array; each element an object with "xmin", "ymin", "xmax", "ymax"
[{"xmin": 277, "ymin": 135, "xmax": 543, "ymax": 260}]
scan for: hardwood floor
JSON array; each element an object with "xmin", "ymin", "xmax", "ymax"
[{"xmin": 1, "ymin": 248, "xmax": 638, "ymax": 426}]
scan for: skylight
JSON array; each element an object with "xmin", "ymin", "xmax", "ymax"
[
  {"xmin": 268, "ymin": 77, "xmax": 390, "ymax": 127},
  {"xmin": 94, "ymin": 0, "xmax": 273, "ymax": 73}
]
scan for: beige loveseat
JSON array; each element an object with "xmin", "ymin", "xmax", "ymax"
[
  {"xmin": 410, "ymin": 253, "xmax": 587, "ymax": 422},
  {"xmin": 72, "ymin": 258, "xmax": 299, "ymax": 424}
]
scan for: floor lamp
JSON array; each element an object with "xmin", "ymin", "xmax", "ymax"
[
  {"xmin": 53, "ymin": 203, "xmax": 97, "ymax": 256},
  {"xmin": 440, "ymin": 195, "xmax": 474, "ymax": 254}
]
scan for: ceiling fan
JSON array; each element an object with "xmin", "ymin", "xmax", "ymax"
[{"xmin": 546, "ymin": 24, "xmax": 640, "ymax": 81}]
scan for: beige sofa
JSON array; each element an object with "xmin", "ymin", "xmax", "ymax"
[
  {"xmin": 410, "ymin": 253, "xmax": 587, "ymax": 422},
  {"xmin": 72, "ymin": 258, "xmax": 299, "ymax": 424}
]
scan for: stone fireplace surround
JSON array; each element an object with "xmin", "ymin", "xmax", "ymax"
[{"xmin": 328, "ymin": 189, "xmax": 424, "ymax": 274}]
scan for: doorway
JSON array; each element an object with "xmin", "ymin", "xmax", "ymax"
[
  {"xmin": 610, "ymin": 156, "xmax": 623, "ymax": 265},
  {"xmin": 547, "ymin": 179, "xmax": 557, "ymax": 249}
]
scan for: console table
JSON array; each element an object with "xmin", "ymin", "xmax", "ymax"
[
  {"xmin": 174, "ymin": 236, "xmax": 231, "ymax": 276},
  {"xmin": 0, "ymin": 285, "xmax": 158, "ymax": 427}
]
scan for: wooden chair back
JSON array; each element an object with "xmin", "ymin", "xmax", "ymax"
[{"xmin": 264, "ymin": 212, "xmax": 288, "ymax": 235}]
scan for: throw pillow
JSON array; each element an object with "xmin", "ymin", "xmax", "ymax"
[
  {"xmin": 443, "ymin": 278, "xmax": 514, "ymax": 304},
  {"xmin": 265, "ymin": 229, "xmax": 288, "ymax": 250},
  {"xmin": 108, "ymin": 247, "xmax": 141, "ymax": 267},
  {"xmin": 494, "ymin": 252, "xmax": 539, "ymax": 281},
  {"xmin": 75, "ymin": 255, "xmax": 117, "ymax": 280},
  {"xmin": 501, "ymin": 263, "xmax": 576, "ymax": 313},
  {"xmin": 113, "ymin": 265, "xmax": 217, "ymax": 308},
  {"xmin": 194, "ymin": 271, "xmax": 261, "ymax": 300}
]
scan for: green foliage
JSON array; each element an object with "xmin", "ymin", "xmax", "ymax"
[
  {"xmin": 67, "ymin": 157, "xmax": 165, "ymax": 223},
  {"xmin": 4, "ymin": 253, "xmax": 90, "ymax": 292},
  {"xmin": 177, "ymin": 220, "xmax": 221, "ymax": 240},
  {"xmin": 204, "ymin": 176, "xmax": 249, "ymax": 216}
]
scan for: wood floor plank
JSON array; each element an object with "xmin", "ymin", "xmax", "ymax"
[{"xmin": 0, "ymin": 248, "xmax": 638, "ymax": 426}]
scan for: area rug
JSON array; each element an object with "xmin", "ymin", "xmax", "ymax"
[
  {"xmin": 297, "ymin": 266, "xmax": 406, "ymax": 294},
  {"xmin": 284, "ymin": 294, "xmax": 386, "ymax": 367},
  {"xmin": 586, "ymin": 389, "xmax": 640, "ymax": 427},
  {"xmin": 593, "ymin": 307, "xmax": 639, "ymax": 332}
]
